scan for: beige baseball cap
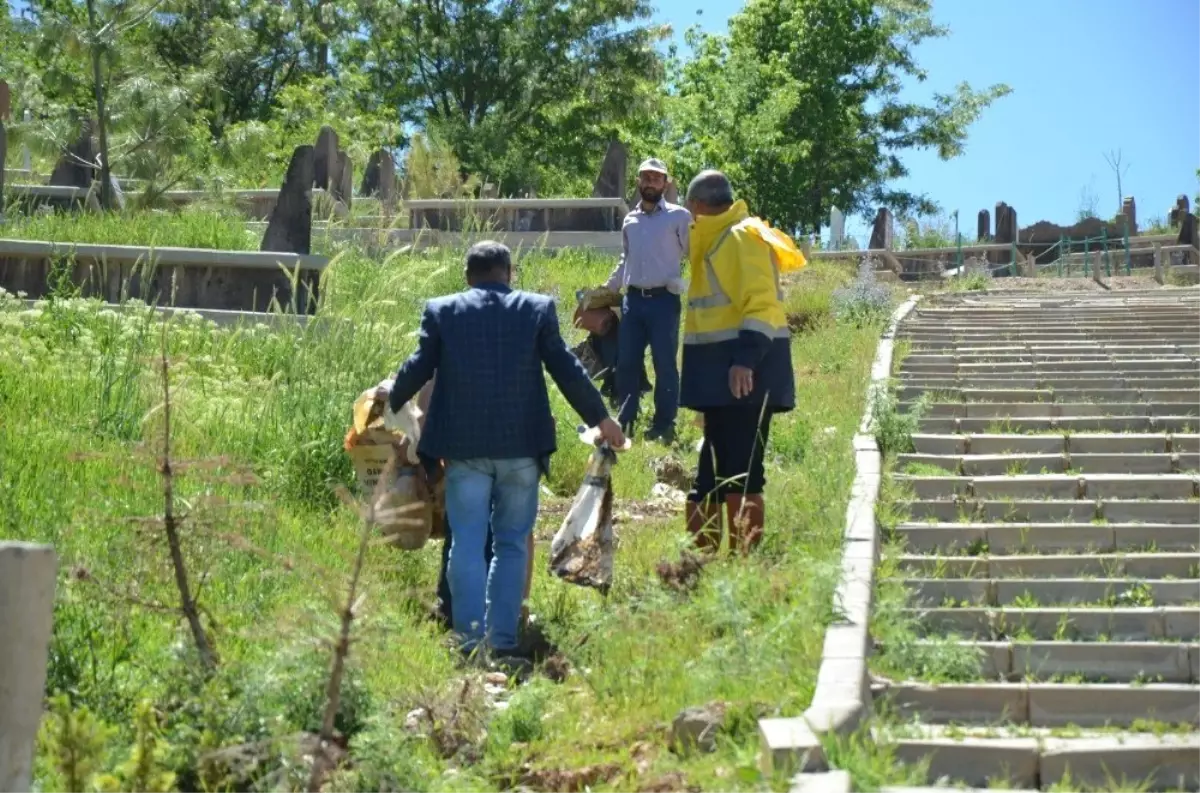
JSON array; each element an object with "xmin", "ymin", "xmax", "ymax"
[{"xmin": 637, "ymin": 157, "xmax": 669, "ymax": 176}]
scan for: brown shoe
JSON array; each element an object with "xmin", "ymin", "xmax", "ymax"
[
  {"xmin": 724, "ymin": 494, "xmax": 764, "ymax": 553},
  {"xmin": 686, "ymin": 499, "xmax": 723, "ymax": 552}
]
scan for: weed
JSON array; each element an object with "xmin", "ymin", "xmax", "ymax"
[{"xmin": 831, "ymin": 258, "xmax": 894, "ymax": 328}]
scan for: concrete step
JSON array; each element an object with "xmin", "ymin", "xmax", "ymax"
[
  {"xmin": 906, "ymin": 606, "xmax": 1200, "ymax": 641},
  {"xmin": 908, "ymin": 499, "xmax": 1200, "ymax": 524},
  {"xmin": 915, "ymin": 415, "xmax": 1198, "ymax": 434},
  {"xmin": 899, "ymin": 386, "xmax": 1200, "ymax": 403},
  {"xmin": 911, "ymin": 639, "xmax": 1200, "ymax": 683},
  {"xmin": 880, "ymin": 730, "xmax": 1199, "ymax": 791},
  {"xmin": 904, "ymin": 578, "xmax": 1200, "ymax": 607},
  {"xmin": 900, "ymin": 361, "xmax": 1200, "ymax": 375},
  {"xmin": 896, "ymin": 552, "xmax": 1200, "ymax": 579},
  {"xmin": 905, "ymin": 402, "xmax": 1200, "ymax": 419},
  {"xmin": 898, "ymin": 451, "xmax": 1200, "ymax": 475},
  {"xmin": 895, "ymin": 473, "xmax": 1199, "ymax": 500},
  {"xmin": 893, "ymin": 523, "xmax": 1200, "ymax": 555},
  {"xmin": 878, "ymin": 681, "xmax": 1200, "ymax": 727},
  {"xmin": 910, "ymin": 433, "xmax": 1200, "ymax": 456}
]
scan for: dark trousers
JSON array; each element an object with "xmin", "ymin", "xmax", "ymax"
[
  {"xmin": 616, "ymin": 290, "xmax": 680, "ymax": 430},
  {"xmin": 688, "ymin": 406, "xmax": 774, "ymax": 502},
  {"xmin": 437, "ymin": 516, "xmax": 493, "ymax": 625}
]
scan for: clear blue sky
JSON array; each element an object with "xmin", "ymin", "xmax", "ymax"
[{"xmin": 653, "ymin": 0, "xmax": 1200, "ymax": 241}]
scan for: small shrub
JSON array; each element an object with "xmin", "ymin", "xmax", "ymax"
[
  {"xmin": 870, "ymin": 387, "xmax": 927, "ymax": 457},
  {"xmin": 831, "ymin": 259, "xmax": 893, "ymax": 328}
]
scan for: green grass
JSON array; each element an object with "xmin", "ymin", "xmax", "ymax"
[
  {"xmin": 0, "ymin": 207, "xmax": 260, "ymax": 251},
  {"xmin": 1, "ymin": 212, "xmax": 889, "ymax": 791}
]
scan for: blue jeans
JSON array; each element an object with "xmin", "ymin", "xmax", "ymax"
[
  {"xmin": 444, "ymin": 457, "xmax": 540, "ymax": 652},
  {"xmin": 616, "ymin": 291, "xmax": 680, "ymax": 430}
]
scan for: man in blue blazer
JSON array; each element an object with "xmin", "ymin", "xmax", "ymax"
[{"xmin": 389, "ymin": 241, "xmax": 625, "ymax": 658}]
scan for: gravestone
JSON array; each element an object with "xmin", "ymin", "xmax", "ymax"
[
  {"xmin": 480, "ymin": 183, "xmax": 498, "ymax": 199},
  {"xmin": 313, "ymin": 126, "xmax": 338, "ymax": 193},
  {"xmin": 1178, "ymin": 212, "xmax": 1197, "ymax": 250},
  {"xmin": 994, "ymin": 202, "xmax": 1017, "ymax": 244},
  {"xmin": 261, "ymin": 145, "xmax": 315, "ymax": 255},
  {"xmin": 664, "ymin": 180, "xmax": 679, "ymax": 204},
  {"xmin": 977, "ymin": 209, "xmax": 991, "ymax": 241},
  {"xmin": 1121, "ymin": 197, "xmax": 1137, "ymax": 235},
  {"xmin": 48, "ymin": 121, "xmax": 97, "ymax": 188},
  {"xmin": 867, "ymin": 207, "xmax": 893, "ymax": 250},
  {"xmin": 360, "ymin": 149, "xmax": 396, "ymax": 207},
  {"xmin": 829, "ymin": 206, "xmax": 846, "ymax": 249},
  {"xmin": 1169, "ymin": 195, "xmax": 1191, "ymax": 227},
  {"xmin": 333, "ymin": 150, "xmax": 352, "ymax": 207},
  {"xmin": 0, "ymin": 80, "xmax": 9, "ymax": 121},
  {"xmin": 591, "ymin": 140, "xmax": 627, "ymax": 198}
]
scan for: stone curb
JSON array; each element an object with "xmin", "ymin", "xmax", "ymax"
[
  {"xmin": 758, "ymin": 294, "xmax": 922, "ymax": 777},
  {"xmin": 0, "ymin": 238, "xmax": 328, "ymax": 271}
]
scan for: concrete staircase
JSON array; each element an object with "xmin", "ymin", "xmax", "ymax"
[{"xmin": 877, "ymin": 289, "xmax": 1200, "ymax": 791}]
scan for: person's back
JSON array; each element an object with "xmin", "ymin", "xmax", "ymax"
[{"xmin": 419, "ymin": 285, "xmax": 562, "ymax": 465}]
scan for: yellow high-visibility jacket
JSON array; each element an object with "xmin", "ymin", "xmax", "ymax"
[{"xmin": 680, "ymin": 199, "xmax": 796, "ymax": 411}]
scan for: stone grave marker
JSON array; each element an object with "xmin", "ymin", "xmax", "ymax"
[
  {"xmin": 868, "ymin": 207, "xmax": 893, "ymax": 250},
  {"xmin": 0, "ymin": 80, "xmax": 9, "ymax": 121},
  {"xmin": 48, "ymin": 120, "xmax": 97, "ymax": 188},
  {"xmin": 591, "ymin": 140, "xmax": 627, "ymax": 199},
  {"xmin": 829, "ymin": 206, "xmax": 846, "ymax": 249},
  {"xmin": 1121, "ymin": 197, "xmax": 1137, "ymax": 234},
  {"xmin": 334, "ymin": 150, "xmax": 353, "ymax": 208},
  {"xmin": 261, "ymin": 145, "xmax": 315, "ymax": 255},
  {"xmin": 977, "ymin": 209, "xmax": 990, "ymax": 241},
  {"xmin": 313, "ymin": 126, "xmax": 338, "ymax": 193},
  {"xmin": 994, "ymin": 202, "xmax": 1017, "ymax": 244},
  {"xmin": 360, "ymin": 149, "xmax": 396, "ymax": 208},
  {"xmin": 1169, "ymin": 195, "xmax": 1191, "ymax": 227}
]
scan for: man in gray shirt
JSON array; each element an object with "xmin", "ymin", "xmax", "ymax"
[{"xmin": 604, "ymin": 157, "xmax": 692, "ymax": 443}]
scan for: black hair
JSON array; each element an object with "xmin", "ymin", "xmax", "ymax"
[{"xmin": 465, "ymin": 240, "xmax": 512, "ymax": 279}]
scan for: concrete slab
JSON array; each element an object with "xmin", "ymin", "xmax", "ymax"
[
  {"xmin": 1083, "ymin": 474, "xmax": 1198, "ymax": 500},
  {"xmin": 961, "ymin": 454, "xmax": 1067, "ymax": 475},
  {"xmin": 881, "ymin": 683, "xmax": 1029, "ymax": 723},
  {"xmin": 1068, "ymin": 453, "xmax": 1176, "ymax": 474},
  {"xmin": 1040, "ymin": 734, "xmax": 1200, "ymax": 792},
  {"xmin": 1111, "ymin": 523, "xmax": 1200, "ymax": 551},
  {"xmin": 891, "ymin": 738, "xmax": 1039, "ymax": 789},
  {"xmin": 1068, "ymin": 434, "xmax": 1171, "ymax": 454},
  {"xmin": 1011, "ymin": 641, "xmax": 1194, "ymax": 683},
  {"xmin": 1101, "ymin": 500, "xmax": 1200, "ymax": 524},
  {"xmin": 1027, "ymin": 682, "xmax": 1199, "ymax": 727}
]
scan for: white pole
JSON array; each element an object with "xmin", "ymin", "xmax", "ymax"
[{"xmin": 0, "ymin": 542, "xmax": 57, "ymax": 793}]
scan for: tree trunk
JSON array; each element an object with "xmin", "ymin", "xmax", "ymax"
[{"xmin": 85, "ymin": 0, "xmax": 113, "ymax": 211}]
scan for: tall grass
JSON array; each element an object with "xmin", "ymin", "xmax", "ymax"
[
  {"xmin": 1, "ymin": 211, "xmax": 893, "ymax": 791},
  {"xmin": 0, "ymin": 208, "xmax": 259, "ymax": 250}
]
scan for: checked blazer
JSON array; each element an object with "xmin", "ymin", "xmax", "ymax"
[{"xmin": 388, "ymin": 282, "xmax": 609, "ymax": 471}]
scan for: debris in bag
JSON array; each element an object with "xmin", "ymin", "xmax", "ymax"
[
  {"xmin": 343, "ymin": 378, "xmax": 435, "ymax": 550},
  {"xmin": 549, "ymin": 444, "xmax": 618, "ymax": 593}
]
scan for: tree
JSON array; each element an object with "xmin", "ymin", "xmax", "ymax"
[
  {"xmin": 1103, "ymin": 148, "xmax": 1129, "ymax": 212},
  {"xmin": 665, "ymin": 0, "xmax": 1010, "ymax": 234},
  {"xmin": 354, "ymin": 0, "xmax": 670, "ymax": 194}
]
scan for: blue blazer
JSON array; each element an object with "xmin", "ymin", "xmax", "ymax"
[{"xmin": 388, "ymin": 282, "xmax": 608, "ymax": 470}]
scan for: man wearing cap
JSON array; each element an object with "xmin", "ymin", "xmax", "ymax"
[{"xmin": 603, "ymin": 157, "xmax": 691, "ymax": 443}]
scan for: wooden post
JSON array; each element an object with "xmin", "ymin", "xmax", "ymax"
[
  {"xmin": 1153, "ymin": 244, "xmax": 1164, "ymax": 285},
  {"xmin": 0, "ymin": 543, "xmax": 57, "ymax": 793}
]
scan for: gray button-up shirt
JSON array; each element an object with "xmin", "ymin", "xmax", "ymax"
[{"xmin": 605, "ymin": 200, "xmax": 692, "ymax": 291}]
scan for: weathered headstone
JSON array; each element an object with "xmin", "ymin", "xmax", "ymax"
[
  {"xmin": 0, "ymin": 543, "xmax": 57, "ymax": 793},
  {"xmin": 0, "ymin": 80, "xmax": 9, "ymax": 121},
  {"xmin": 1169, "ymin": 195, "xmax": 1191, "ymax": 228},
  {"xmin": 829, "ymin": 206, "xmax": 846, "ymax": 249},
  {"xmin": 977, "ymin": 209, "xmax": 991, "ymax": 241},
  {"xmin": 48, "ymin": 120, "xmax": 97, "ymax": 188},
  {"xmin": 0, "ymin": 119, "xmax": 6, "ymax": 212},
  {"xmin": 360, "ymin": 149, "xmax": 396, "ymax": 208},
  {"xmin": 333, "ymin": 150, "xmax": 353, "ymax": 207},
  {"xmin": 313, "ymin": 126, "xmax": 338, "ymax": 193},
  {"xmin": 664, "ymin": 180, "xmax": 679, "ymax": 205},
  {"xmin": 1153, "ymin": 244, "xmax": 1165, "ymax": 285},
  {"xmin": 1121, "ymin": 197, "xmax": 1137, "ymax": 235},
  {"xmin": 480, "ymin": 183, "xmax": 498, "ymax": 199},
  {"xmin": 261, "ymin": 145, "xmax": 314, "ymax": 255},
  {"xmin": 591, "ymin": 140, "xmax": 627, "ymax": 198},
  {"xmin": 867, "ymin": 207, "xmax": 893, "ymax": 250},
  {"xmin": 994, "ymin": 202, "xmax": 1017, "ymax": 244},
  {"xmin": 1178, "ymin": 212, "xmax": 1198, "ymax": 250}
]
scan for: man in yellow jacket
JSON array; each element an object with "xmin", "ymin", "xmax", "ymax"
[{"xmin": 681, "ymin": 170, "xmax": 796, "ymax": 553}]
